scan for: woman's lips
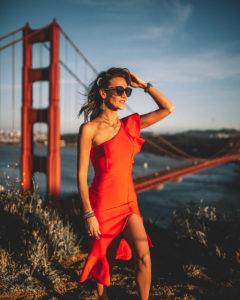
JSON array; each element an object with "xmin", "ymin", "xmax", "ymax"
[{"xmin": 119, "ymin": 100, "xmax": 125, "ymax": 104}]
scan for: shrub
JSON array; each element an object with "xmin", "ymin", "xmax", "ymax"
[
  {"xmin": 0, "ymin": 178, "xmax": 81, "ymax": 294},
  {"xmin": 168, "ymin": 200, "xmax": 240, "ymax": 279}
]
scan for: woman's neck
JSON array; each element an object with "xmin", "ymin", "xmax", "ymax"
[{"xmin": 100, "ymin": 110, "xmax": 118, "ymax": 121}]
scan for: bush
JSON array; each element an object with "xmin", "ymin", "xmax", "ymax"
[
  {"xmin": 0, "ymin": 178, "xmax": 81, "ymax": 294},
  {"xmin": 168, "ymin": 200, "xmax": 240, "ymax": 279}
]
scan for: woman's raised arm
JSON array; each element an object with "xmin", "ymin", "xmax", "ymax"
[{"xmin": 129, "ymin": 72, "xmax": 175, "ymax": 129}]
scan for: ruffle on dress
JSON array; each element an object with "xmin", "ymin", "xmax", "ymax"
[{"xmin": 121, "ymin": 113, "xmax": 146, "ymax": 155}]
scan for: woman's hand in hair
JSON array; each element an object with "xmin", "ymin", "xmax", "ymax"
[{"xmin": 129, "ymin": 72, "xmax": 147, "ymax": 89}]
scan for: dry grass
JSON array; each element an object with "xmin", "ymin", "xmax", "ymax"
[{"xmin": 0, "ymin": 178, "xmax": 81, "ymax": 296}]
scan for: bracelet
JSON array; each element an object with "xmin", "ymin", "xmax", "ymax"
[
  {"xmin": 82, "ymin": 210, "xmax": 95, "ymax": 220},
  {"xmin": 144, "ymin": 82, "xmax": 152, "ymax": 93}
]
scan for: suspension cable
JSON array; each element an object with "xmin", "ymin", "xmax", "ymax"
[
  {"xmin": 42, "ymin": 43, "xmax": 88, "ymax": 90},
  {"xmin": 59, "ymin": 26, "xmax": 98, "ymax": 74},
  {"xmin": 11, "ymin": 34, "xmax": 15, "ymax": 182},
  {"xmin": 144, "ymin": 131, "xmax": 239, "ymax": 162},
  {"xmin": 0, "ymin": 26, "xmax": 25, "ymax": 42},
  {"xmin": 153, "ymin": 132, "xmax": 199, "ymax": 160},
  {"xmin": 74, "ymin": 45, "xmax": 79, "ymax": 116},
  {"xmin": 144, "ymin": 137, "xmax": 196, "ymax": 161},
  {"xmin": 152, "ymin": 128, "xmax": 239, "ymax": 161}
]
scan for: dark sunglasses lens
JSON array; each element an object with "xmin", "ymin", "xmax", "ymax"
[
  {"xmin": 115, "ymin": 86, "xmax": 132, "ymax": 97},
  {"xmin": 126, "ymin": 87, "xmax": 132, "ymax": 97},
  {"xmin": 115, "ymin": 87, "xmax": 125, "ymax": 95}
]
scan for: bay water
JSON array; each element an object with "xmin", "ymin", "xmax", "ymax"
[{"xmin": 1, "ymin": 145, "xmax": 239, "ymax": 227}]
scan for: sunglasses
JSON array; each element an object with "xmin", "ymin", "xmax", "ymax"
[{"xmin": 105, "ymin": 86, "xmax": 132, "ymax": 97}]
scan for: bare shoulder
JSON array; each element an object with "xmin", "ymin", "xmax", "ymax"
[
  {"xmin": 78, "ymin": 122, "xmax": 93, "ymax": 139},
  {"xmin": 78, "ymin": 120, "xmax": 100, "ymax": 142}
]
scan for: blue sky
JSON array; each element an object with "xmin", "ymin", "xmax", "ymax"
[{"xmin": 0, "ymin": 0, "xmax": 240, "ymax": 133}]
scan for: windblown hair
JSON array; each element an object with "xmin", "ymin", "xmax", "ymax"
[{"xmin": 78, "ymin": 67, "xmax": 130, "ymax": 122}]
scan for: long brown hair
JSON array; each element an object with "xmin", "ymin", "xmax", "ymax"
[{"xmin": 78, "ymin": 67, "xmax": 130, "ymax": 122}]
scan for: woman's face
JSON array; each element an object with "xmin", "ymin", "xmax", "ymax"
[{"xmin": 102, "ymin": 76, "xmax": 128, "ymax": 111}]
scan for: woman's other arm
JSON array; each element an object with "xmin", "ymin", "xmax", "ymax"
[
  {"xmin": 77, "ymin": 123, "xmax": 101, "ymax": 239},
  {"xmin": 77, "ymin": 123, "xmax": 93, "ymax": 213}
]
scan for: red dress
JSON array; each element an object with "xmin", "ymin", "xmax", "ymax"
[{"xmin": 79, "ymin": 113, "xmax": 153, "ymax": 286}]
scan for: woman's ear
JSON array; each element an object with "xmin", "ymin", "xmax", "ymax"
[{"xmin": 99, "ymin": 88, "xmax": 107, "ymax": 100}]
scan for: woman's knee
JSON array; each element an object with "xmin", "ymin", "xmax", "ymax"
[{"xmin": 134, "ymin": 252, "xmax": 151, "ymax": 271}]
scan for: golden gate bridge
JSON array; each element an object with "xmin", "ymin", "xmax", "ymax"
[{"xmin": 0, "ymin": 19, "xmax": 239, "ymax": 204}]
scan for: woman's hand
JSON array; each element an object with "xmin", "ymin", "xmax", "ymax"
[
  {"xmin": 129, "ymin": 72, "xmax": 147, "ymax": 89},
  {"xmin": 85, "ymin": 216, "xmax": 101, "ymax": 239}
]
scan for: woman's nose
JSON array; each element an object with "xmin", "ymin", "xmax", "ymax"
[{"xmin": 122, "ymin": 92, "xmax": 127, "ymax": 98}]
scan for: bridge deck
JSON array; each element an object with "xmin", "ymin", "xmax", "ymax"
[{"xmin": 133, "ymin": 155, "xmax": 240, "ymax": 193}]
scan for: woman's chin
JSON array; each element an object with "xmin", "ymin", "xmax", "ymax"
[{"xmin": 118, "ymin": 103, "xmax": 125, "ymax": 110}]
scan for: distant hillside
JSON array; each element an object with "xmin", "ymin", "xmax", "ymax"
[
  {"xmin": 61, "ymin": 133, "xmax": 78, "ymax": 144},
  {"xmin": 60, "ymin": 129, "xmax": 240, "ymax": 158},
  {"xmin": 180, "ymin": 129, "xmax": 240, "ymax": 138},
  {"xmin": 140, "ymin": 129, "xmax": 240, "ymax": 158},
  {"xmin": 61, "ymin": 129, "xmax": 240, "ymax": 141},
  {"xmin": 142, "ymin": 128, "xmax": 240, "ymax": 138}
]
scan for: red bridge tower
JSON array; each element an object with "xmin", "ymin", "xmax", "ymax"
[{"xmin": 21, "ymin": 20, "xmax": 60, "ymax": 203}]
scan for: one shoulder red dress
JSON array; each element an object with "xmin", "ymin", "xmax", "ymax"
[{"xmin": 79, "ymin": 113, "xmax": 153, "ymax": 286}]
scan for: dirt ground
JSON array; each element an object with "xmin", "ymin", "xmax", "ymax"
[{"xmin": 0, "ymin": 250, "xmax": 239, "ymax": 300}]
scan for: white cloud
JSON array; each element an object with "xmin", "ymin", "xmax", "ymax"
[
  {"xmin": 168, "ymin": 0, "xmax": 193, "ymax": 23},
  {"xmin": 125, "ymin": 48, "xmax": 240, "ymax": 87},
  {"xmin": 132, "ymin": 0, "xmax": 193, "ymax": 40}
]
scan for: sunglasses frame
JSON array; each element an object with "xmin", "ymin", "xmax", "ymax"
[{"xmin": 104, "ymin": 86, "xmax": 132, "ymax": 97}]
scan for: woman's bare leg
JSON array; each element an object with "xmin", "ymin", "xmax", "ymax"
[
  {"xmin": 97, "ymin": 283, "xmax": 108, "ymax": 300},
  {"xmin": 122, "ymin": 214, "xmax": 151, "ymax": 300}
]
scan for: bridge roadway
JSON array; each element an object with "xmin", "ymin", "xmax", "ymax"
[{"xmin": 133, "ymin": 154, "xmax": 240, "ymax": 194}]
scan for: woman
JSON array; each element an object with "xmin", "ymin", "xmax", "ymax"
[{"xmin": 77, "ymin": 67, "xmax": 175, "ymax": 300}]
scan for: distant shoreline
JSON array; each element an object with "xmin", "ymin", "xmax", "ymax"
[{"xmin": 1, "ymin": 129, "xmax": 239, "ymax": 159}]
